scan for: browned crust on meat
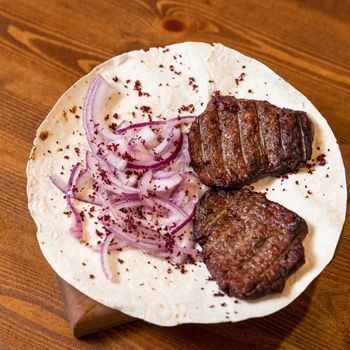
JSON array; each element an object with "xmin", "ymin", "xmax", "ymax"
[
  {"xmin": 188, "ymin": 96, "xmax": 314, "ymax": 188},
  {"xmin": 193, "ymin": 189, "xmax": 308, "ymax": 299}
]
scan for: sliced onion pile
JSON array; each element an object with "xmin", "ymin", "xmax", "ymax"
[{"xmin": 50, "ymin": 75, "xmax": 200, "ymax": 279}]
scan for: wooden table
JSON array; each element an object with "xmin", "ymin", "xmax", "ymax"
[{"xmin": 0, "ymin": 0, "xmax": 349, "ymax": 348}]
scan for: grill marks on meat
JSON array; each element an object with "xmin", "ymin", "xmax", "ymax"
[
  {"xmin": 194, "ymin": 189, "xmax": 308, "ymax": 299},
  {"xmin": 188, "ymin": 96, "xmax": 314, "ymax": 187}
]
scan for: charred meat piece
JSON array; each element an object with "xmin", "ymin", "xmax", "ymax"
[
  {"xmin": 194, "ymin": 189, "xmax": 308, "ymax": 299},
  {"xmin": 188, "ymin": 96, "xmax": 313, "ymax": 188}
]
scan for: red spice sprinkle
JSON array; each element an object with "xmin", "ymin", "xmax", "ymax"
[
  {"xmin": 221, "ymin": 303, "xmax": 227, "ymax": 307},
  {"xmin": 213, "ymin": 292, "xmax": 225, "ymax": 297},
  {"xmin": 112, "ymin": 76, "xmax": 119, "ymax": 82},
  {"xmin": 89, "ymin": 274, "xmax": 95, "ymax": 279},
  {"xmin": 82, "ymin": 262, "xmax": 86, "ymax": 266},
  {"xmin": 64, "ymin": 155, "xmax": 70, "ymax": 160},
  {"xmin": 235, "ymin": 72, "xmax": 246, "ymax": 85},
  {"xmin": 248, "ymin": 89, "xmax": 253, "ymax": 93},
  {"xmin": 95, "ymin": 229, "xmax": 103, "ymax": 237},
  {"xmin": 126, "ymin": 79, "xmax": 131, "ymax": 84},
  {"xmin": 317, "ymin": 154, "xmax": 326, "ymax": 166},
  {"xmin": 113, "ymin": 113, "xmax": 120, "ymax": 119},
  {"xmin": 159, "ymin": 64, "xmax": 164, "ymax": 68},
  {"xmin": 74, "ymin": 147, "xmax": 80, "ymax": 156},
  {"xmin": 117, "ymin": 259, "xmax": 124, "ymax": 264},
  {"xmin": 178, "ymin": 104, "xmax": 195, "ymax": 114},
  {"xmin": 326, "ymin": 174, "xmax": 329, "ymax": 178},
  {"xmin": 109, "ymin": 123, "xmax": 118, "ymax": 131},
  {"xmin": 169, "ymin": 65, "xmax": 181, "ymax": 75},
  {"xmin": 140, "ymin": 105, "xmax": 152, "ymax": 113},
  {"xmin": 295, "ymin": 181, "xmax": 299, "ymax": 185},
  {"xmin": 208, "ymin": 80, "xmax": 214, "ymax": 83},
  {"xmin": 79, "ymin": 211, "xmax": 85, "ymax": 221},
  {"xmin": 316, "ymin": 146, "xmax": 320, "ymax": 150},
  {"xmin": 209, "ymin": 305, "xmax": 215, "ymax": 308},
  {"xmin": 180, "ymin": 265, "xmax": 187, "ymax": 274},
  {"xmin": 188, "ymin": 77, "xmax": 198, "ymax": 91},
  {"xmin": 133, "ymin": 80, "xmax": 150, "ymax": 97},
  {"xmin": 307, "ymin": 190, "xmax": 312, "ymax": 195}
]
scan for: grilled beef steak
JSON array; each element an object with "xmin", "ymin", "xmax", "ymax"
[
  {"xmin": 188, "ymin": 96, "xmax": 313, "ymax": 188},
  {"xmin": 194, "ymin": 189, "xmax": 308, "ymax": 299}
]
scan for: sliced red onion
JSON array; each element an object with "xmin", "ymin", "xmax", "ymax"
[
  {"xmin": 50, "ymin": 175, "xmax": 68, "ymax": 193},
  {"xmin": 86, "ymin": 151, "xmax": 139, "ymax": 196},
  {"xmin": 89, "ymin": 240, "xmax": 128, "ymax": 252},
  {"xmin": 102, "ymin": 152, "xmax": 128, "ymax": 171},
  {"xmin": 138, "ymin": 170, "xmax": 153, "ymax": 207},
  {"xmin": 148, "ymin": 174, "xmax": 183, "ymax": 192},
  {"xmin": 153, "ymin": 197, "xmax": 188, "ymax": 219},
  {"xmin": 54, "ymin": 75, "xmax": 202, "ymax": 277},
  {"xmin": 104, "ymin": 225, "xmax": 168, "ymax": 253},
  {"xmin": 100, "ymin": 232, "xmax": 117, "ymax": 279},
  {"xmin": 127, "ymin": 132, "xmax": 183, "ymax": 169},
  {"xmin": 153, "ymin": 170, "xmax": 178, "ymax": 179},
  {"xmin": 50, "ymin": 172, "xmax": 102, "ymax": 206},
  {"xmin": 170, "ymin": 209, "xmax": 195, "ymax": 236},
  {"xmin": 153, "ymin": 124, "xmax": 178, "ymax": 155},
  {"xmin": 171, "ymin": 189, "xmax": 186, "ymax": 206},
  {"xmin": 135, "ymin": 126, "xmax": 158, "ymax": 148},
  {"xmin": 66, "ymin": 163, "xmax": 84, "ymax": 239},
  {"xmin": 116, "ymin": 115, "xmax": 196, "ymax": 134}
]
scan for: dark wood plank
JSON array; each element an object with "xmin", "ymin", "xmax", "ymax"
[
  {"xmin": 57, "ymin": 277, "xmax": 133, "ymax": 338},
  {"xmin": 0, "ymin": 0, "xmax": 349, "ymax": 348}
]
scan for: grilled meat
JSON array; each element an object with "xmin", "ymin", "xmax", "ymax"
[
  {"xmin": 188, "ymin": 96, "xmax": 313, "ymax": 188},
  {"xmin": 194, "ymin": 189, "xmax": 308, "ymax": 299}
]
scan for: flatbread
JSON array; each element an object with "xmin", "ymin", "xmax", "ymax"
[{"xmin": 27, "ymin": 42, "xmax": 347, "ymax": 326}]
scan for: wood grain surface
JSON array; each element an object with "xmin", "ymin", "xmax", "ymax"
[
  {"xmin": 0, "ymin": 0, "xmax": 349, "ymax": 349},
  {"xmin": 57, "ymin": 278, "xmax": 134, "ymax": 338}
]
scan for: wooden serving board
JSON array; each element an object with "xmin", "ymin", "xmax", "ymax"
[{"xmin": 57, "ymin": 276, "xmax": 134, "ymax": 337}]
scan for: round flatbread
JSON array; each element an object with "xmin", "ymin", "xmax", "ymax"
[{"xmin": 27, "ymin": 42, "xmax": 347, "ymax": 326}]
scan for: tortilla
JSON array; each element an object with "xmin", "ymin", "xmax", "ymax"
[{"xmin": 27, "ymin": 42, "xmax": 347, "ymax": 326}]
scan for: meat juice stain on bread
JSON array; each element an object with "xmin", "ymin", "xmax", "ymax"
[
  {"xmin": 194, "ymin": 189, "xmax": 308, "ymax": 299},
  {"xmin": 188, "ymin": 95, "xmax": 314, "ymax": 188}
]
